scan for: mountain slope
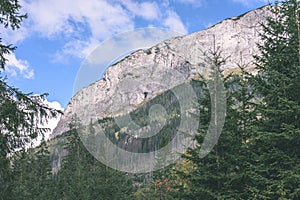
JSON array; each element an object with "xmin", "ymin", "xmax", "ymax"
[{"xmin": 52, "ymin": 6, "xmax": 270, "ymax": 137}]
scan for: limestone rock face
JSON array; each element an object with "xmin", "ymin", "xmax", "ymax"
[{"xmin": 51, "ymin": 6, "xmax": 270, "ymax": 137}]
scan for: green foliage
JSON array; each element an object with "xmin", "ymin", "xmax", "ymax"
[
  {"xmin": 168, "ymin": 1, "xmax": 300, "ymax": 199},
  {"xmin": 253, "ymin": 0, "xmax": 300, "ymax": 131},
  {"xmin": 0, "ymin": 76, "xmax": 61, "ymax": 199},
  {"xmin": 0, "ymin": 0, "xmax": 61, "ymax": 157},
  {"xmin": 168, "ymin": 46, "xmax": 254, "ymax": 199},
  {"xmin": 247, "ymin": 1, "xmax": 300, "ymax": 198},
  {"xmin": 56, "ymin": 119, "xmax": 134, "ymax": 200},
  {"xmin": 0, "ymin": 79, "xmax": 61, "ymax": 155},
  {"xmin": 0, "ymin": 1, "xmax": 62, "ymax": 199},
  {"xmin": 8, "ymin": 119, "xmax": 134, "ymax": 200},
  {"xmin": 1, "ymin": 1, "xmax": 300, "ymax": 199},
  {"xmin": 0, "ymin": 0, "xmax": 27, "ymax": 69},
  {"xmin": 11, "ymin": 141, "xmax": 55, "ymax": 200}
]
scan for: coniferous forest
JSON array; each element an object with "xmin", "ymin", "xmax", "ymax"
[{"xmin": 1, "ymin": 0, "xmax": 300, "ymax": 199}]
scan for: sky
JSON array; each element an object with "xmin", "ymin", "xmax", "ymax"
[{"xmin": 2, "ymin": 0, "xmax": 269, "ymax": 109}]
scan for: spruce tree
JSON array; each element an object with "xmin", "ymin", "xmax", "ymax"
[
  {"xmin": 246, "ymin": 1, "xmax": 300, "ymax": 198},
  {"xmin": 57, "ymin": 119, "xmax": 134, "ymax": 200},
  {"xmin": 0, "ymin": 1, "xmax": 61, "ymax": 199},
  {"xmin": 12, "ymin": 140, "xmax": 55, "ymax": 200},
  {"xmin": 169, "ymin": 40, "xmax": 262, "ymax": 199},
  {"xmin": 253, "ymin": 0, "xmax": 300, "ymax": 131}
]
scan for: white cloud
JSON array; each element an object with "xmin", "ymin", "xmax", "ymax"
[
  {"xmin": 6, "ymin": 53, "xmax": 34, "ymax": 79},
  {"xmin": 47, "ymin": 101, "xmax": 64, "ymax": 111},
  {"xmin": 0, "ymin": 26, "xmax": 29, "ymax": 44},
  {"xmin": 25, "ymin": 0, "xmax": 187, "ymax": 61},
  {"xmin": 43, "ymin": 101, "xmax": 63, "ymax": 139},
  {"xmin": 40, "ymin": 100, "xmax": 63, "ymax": 137},
  {"xmin": 20, "ymin": 0, "xmax": 188, "ymax": 39},
  {"xmin": 32, "ymin": 100, "xmax": 63, "ymax": 146},
  {"xmin": 5, "ymin": 0, "xmax": 188, "ymax": 63},
  {"xmin": 22, "ymin": 0, "xmax": 134, "ymax": 39},
  {"xmin": 52, "ymin": 37, "xmax": 102, "ymax": 64},
  {"xmin": 163, "ymin": 11, "xmax": 188, "ymax": 34},
  {"xmin": 120, "ymin": 0, "xmax": 161, "ymax": 20},
  {"xmin": 19, "ymin": 0, "xmax": 137, "ymax": 62}
]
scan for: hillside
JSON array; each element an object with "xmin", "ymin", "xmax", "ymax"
[{"xmin": 52, "ymin": 6, "xmax": 270, "ymax": 137}]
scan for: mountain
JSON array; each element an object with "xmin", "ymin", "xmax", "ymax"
[{"xmin": 51, "ymin": 6, "xmax": 270, "ymax": 138}]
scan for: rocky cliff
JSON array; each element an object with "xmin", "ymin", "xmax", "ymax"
[{"xmin": 52, "ymin": 6, "xmax": 270, "ymax": 137}]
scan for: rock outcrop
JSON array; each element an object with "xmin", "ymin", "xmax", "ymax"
[{"xmin": 52, "ymin": 6, "xmax": 270, "ymax": 137}]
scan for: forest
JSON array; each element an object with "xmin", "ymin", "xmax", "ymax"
[{"xmin": 0, "ymin": 0, "xmax": 300, "ymax": 199}]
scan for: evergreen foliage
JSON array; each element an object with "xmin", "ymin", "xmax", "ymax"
[
  {"xmin": 1, "ymin": 1, "xmax": 300, "ymax": 199},
  {"xmin": 0, "ymin": 1, "xmax": 61, "ymax": 199},
  {"xmin": 157, "ymin": 1, "xmax": 300, "ymax": 199},
  {"xmin": 56, "ymin": 118, "xmax": 134, "ymax": 200},
  {"xmin": 253, "ymin": 0, "xmax": 300, "ymax": 131},
  {"xmin": 12, "ymin": 140, "xmax": 55, "ymax": 200}
]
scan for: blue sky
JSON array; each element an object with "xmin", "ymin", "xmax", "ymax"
[{"xmin": 2, "ymin": 0, "xmax": 268, "ymax": 109}]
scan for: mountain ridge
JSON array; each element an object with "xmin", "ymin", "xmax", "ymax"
[{"xmin": 52, "ymin": 6, "xmax": 270, "ymax": 138}]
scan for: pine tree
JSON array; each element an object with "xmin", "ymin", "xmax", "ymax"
[
  {"xmin": 57, "ymin": 119, "xmax": 134, "ymax": 200},
  {"xmin": 245, "ymin": 1, "xmax": 300, "ymax": 198},
  {"xmin": 253, "ymin": 0, "xmax": 300, "ymax": 131},
  {"xmin": 144, "ymin": 3, "xmax": 300, "ymax": 199},
  {"xmin": 176, "ymin": 2, "xmax": 300, "ymax": 198},
  {"xmin": 169, "ymin": 39, "xmax": 262, "ymax": 199},
  {"xmin": 11, "ymin": 139, "xmax": 55, "ymax": 200},
  {"xmin": 0, "ymin": 0, "xmax": 27, "ymax": 69},
  {"xmin": 0, "ymin": 1, "xmax": 61, "ymax": 199}
]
